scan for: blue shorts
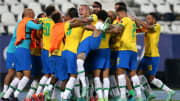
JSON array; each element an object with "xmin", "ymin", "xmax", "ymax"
[
  {"xmin": 49, "ymin": 56, "xmax": 56, "ymax": 74},
  {"xmin": 31, "ymin": 55, "xmax": 42, "ymax": 77},
  {"xmin": 77, "ymin": 33, "xmax": 102, "ymax": 56},
  {"xmin": 52, "ymin": 55, "xmax": 69, "ymax": 81},
  {"xmin": 110, "ymin": 51, "xmax": 118, "ymax": 71},
  {"xmin": 41, "ymin": 49, "xmax": 51, "ymax": 74},
  {"xmin": 84, "ymin": 52, "xmax": 93, "ymax": 72},
  {"xmin": 14, "ymin": 48, "xmax": 32, "ymax": 72},
  {"xmin": 62, "ymin": 50, "xmax": 78, "ymax": 75},
  {"xmin": 6, "ymin": 52, "xmax": 15, "ymax": 69},
  {"xmin": 116, "ymin": 51, "xmax": 137, "ymax": 70},
  {"xmin": 90, "ymin": 48, "xmax": 111, "ymax": 71},
  {"xmin": 138, "ymin": 56, "xmax": 160, "ymax": 75}
]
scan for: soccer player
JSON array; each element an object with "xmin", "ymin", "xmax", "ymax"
[
  {"xmin": 60, "ymin": 8, "xmax": 87, "ymax": 101},
  {"xmin": 131, "ymin": 13, "xmax": 176, "ymax": 101},
  {"xmin": 2, "ymin": 9, "xmax": 42, "ymax": 101},
  {"xmin": 106, "ymin": 7, "xmax": 143, "ymax": 101},
  {"xmin": 108, "ymin": 10, "xmax": 121, "ymax": 101},
  {"xmin": 91, "ymin": 1, "xmax": 102, "ymax": 15},
  {"xmin": 45, "ymin": 11, "xmax": 67, "ymax": 101},
  {"xmin": 0, "ymin": 15, "xmax": 23, "ymax": 100},
  {"xmin": 24, "ymin": 13, "xmax": 46, "ymax": 101},
  {"xmin": 89, "ymin": 10, "xmax": 111, "ymax": 101},
  {"xmin": 32, "ymin": 5, "xmax": 56, "ymax": 100}
]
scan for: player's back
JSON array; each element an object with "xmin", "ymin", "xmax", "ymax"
[
  {"xmin": 64, "ymin": 21, "xmax": 84, "ymax": 53},
  {"xmin": 39, "ymin": 17, "xmax": 55, "ymax": 51},
  {"xmin": 118, "ymin": 17, "xmax": 137, "ymax": 52}
]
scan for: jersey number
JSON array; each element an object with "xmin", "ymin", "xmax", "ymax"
[
  {"xmin": 132, "ymin": 24, "xmax": 136, "ymax": 38},
  {"xmin": 43, "ymin": 23, "xmax": 50, "ymax": 36}
]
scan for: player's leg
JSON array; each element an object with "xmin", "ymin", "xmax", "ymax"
[
  {"xmin": 35, "ymin": 50, "xmax": 50, "ymax": 96},
  {"xmin": 14, "ymin": 70, "xmax": 31, "ymax": 98},
  {"xmin": 73, "ymin": 78, "xmax": 81, "ymax": 100},
  {"xmin": 148, "ymin": 57, "xmax": 175, "ymax": 101},
  {"xmin": 126, "ymin": 75, "xmax": 135, "ymax": 100},
  {"xmin": 128, "ymin": 51, "xmax": 142, "ymax": 101},
  {"xmin": 117, "ymin": 68, "xmax": 127, "ymax": 100},
  {"xmin": 77, "ymin": 52, "xmax": 87, "ymax": 97},
  {"xmin": 3, "ymin": 72, "xmax": 22, "ymax": 99},
  {"xmin": 93, "ymin": 69, "xmax": 103, "ymax": 101},
  {"xmin": 62, "ymin": 74, "xmax": 77, "ymax": 100},
  {"xmin": 109, "ymin": 73, "xmax": 120, "ymax": 100},
  {"xmin": 51, "ymin": 81, "xmax": 61, "ymax": 101},
  {"xmin": 1, "ymin": 69, "xmax": 15, "ymax": 98},
  {"xmin": 26, "ymin": 79, "xmax": 39, "ymax": 99},
  {"xmin": 103, "ymin": 68, "xmax": 110, "ymax": 101}
]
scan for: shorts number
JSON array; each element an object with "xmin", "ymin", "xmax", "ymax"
[{"xmin": 43, "ymin": 23, "xmax": 50, "ymax": 36}]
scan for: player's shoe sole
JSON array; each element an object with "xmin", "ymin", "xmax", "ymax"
[{"xmin": 32, "ymin": 94, "xmax": 40, "ymax": 101}]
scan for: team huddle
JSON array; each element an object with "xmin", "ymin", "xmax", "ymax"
[{"xmin": 0, "ymin": 1, "xmax": 176, "ymax": 101}]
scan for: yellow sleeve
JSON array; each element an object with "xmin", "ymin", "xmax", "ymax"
[
  {"xmin": 119, "ymin": 18, "xmax": 128, "ymax": 28},
  {"xmin": 89, "ymin": 14, "xmax": 98, "ymax": 23},
  {"xmin": 152, "ymin": 24, "xmax": 161, "ymax": 32}
]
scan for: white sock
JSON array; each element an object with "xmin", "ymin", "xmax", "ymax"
[
  {"xmin": 77, "ymin": 59, "xmax": 87, "ymax": 88},
  {"xmin": 94, "ymin": 77, "xmax": 103, "ymax": 99},
  {"xmin": 89, "ymin": 76, "xmax": 94, "ymax": 97},
  {"xmin": 3, "ymin": 84, "xmax": 8, "ymax": 92},
  {"xmin": 138, "ymin": 75, "xmax": 152, "ymax": 94},
  {"xmin": 48, "ymin": 84, "xmax": 53, "ymax": 92},
  {"xmin": 109, "ymin": 75, "xmax": 120, "ymax": 97},
  {"xmin": 26, "ymin": 80, "xmax": 38, "ymax": 98},
  {"xmin": 43, "ymin": 77, "xmax": 52, "ymax": 92},
  {"xmin": 117, "ymin": 74, "xmax": 126, "ymax": 99},
  {"xmin": 4, "ymin": 77, "xmax": 20, "ymax": 98},
  {"xmin": 151, "ymin": 78, "xmax": 172, "ymax": 93},
  {"xmin": 14, "ymin": 76, "xmax": 30, "ymax": 98},
  {"xmin": 131, "ymin": 75, "xmax": 142, "ymax": 98},
  {"xmin": 36, "ymin": 76, "xmax": 48, "ymax": 95},
  {"xmin": 95, "ymin": 21, "xmax": 104, "ymax": 30},
  {"xmin": 51, "ymin": 81, "xmax": 61, "ymax": 99},
  {"xmin": 63, "ymin": 77, "xmax": 76, "ymax": 99},
  {"xmin": 74, "ymin": 78, "xmax": 81, "ymax": 98},
  {"xmin": 103, "ymin": 78, "xmax": 110, "ymax": 98}
]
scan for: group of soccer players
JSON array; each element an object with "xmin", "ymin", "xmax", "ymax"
[{"xmin": 0, "ymin": 1, "xmax": 176, "ymax": 101}]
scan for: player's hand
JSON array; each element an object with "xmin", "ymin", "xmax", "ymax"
[{"xmin": 128, "ymin": 15, "xmax": 136, "ymax": 21}]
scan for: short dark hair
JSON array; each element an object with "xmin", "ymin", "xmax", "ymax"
[
  {"xmin": 149, "ymin": 12, "xmax": 158, "ymax": 20},
  {"xmin": 67, "ymin": 8, "xmax": 78, "ymax": 18},
  {"xmin": 37, "ymin": 13, "xmax": 45, "ymax": 18},
  {"xmin": 116, "ymin": 7, "xmax": 127, "ymax": 12},
  {"xmin": 115, "ymin": 2, "xmax": 127, "ymax": 8},
  {"xmin": 45, "ymin": 5, "xmax": 55, "ymax": 16},
  {"xmin": 93, "ymin": 1, "xmax": 102, "ymax": 9},
  {"xmin": 51, "ymin": 12, "xmax": 61, "ymax": 23},
  {"xmin": 97, "ymin": 10, "xmax": 108, "ymax": 22}
]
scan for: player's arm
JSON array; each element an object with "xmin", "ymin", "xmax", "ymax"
[
  {"xmin": 69, "ymin": 22, "xmax": 87, "ymax": 28},
  {"xmin": 134, "ymin": 18, "xmax": 154, "ymax": 32},
  {"xmin": 26, "ymin": 21, "xmax": 42, "ymax": 30},
  {"xmin": 106, "ymin": 24, "xmax": 124, "ymax": 34}
]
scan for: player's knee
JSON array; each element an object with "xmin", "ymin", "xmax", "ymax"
[
  {"xmin": 148, "ymin": 75, "xmax": 155, "ymax": 82},
  {"xmin": 77, "ymin": 53, "xmax": 86, "ymax": 60},
  {"xmin": 137, "ymin": 70, "xmax": 144, "ymax": 75},
  {"xmin": 129, "ymin": 70, "xmax": 137, "ymax": 77},
  {"xmin": 93, "ymin": 69, "xmax": 101, "ymax": 77},
  {"xmin": 117, "ymin": 68, "xmax": 126, "ymax": 75}
]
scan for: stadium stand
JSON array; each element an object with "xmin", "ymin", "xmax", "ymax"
[{"xmin": 0, "ymin": 0, "xmax": 180, "ymax": 34}]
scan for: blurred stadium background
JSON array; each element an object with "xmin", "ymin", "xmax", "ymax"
[{"xmin": 0, "ymin": 0, "xmax": 180, "ymax": 100}]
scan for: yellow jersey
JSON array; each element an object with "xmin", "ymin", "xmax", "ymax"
[
  {"xmin": 117, "ymin": 17, "xmax": 137, "ymax": 52},
  {"xmin": 110, "ymin": 20, "xmax": 120, "ymax": 51},
  {"xmin": 144, "ymin": 24, "xmax": 161, "ymax": 57},
  {"xmin": 98, "ymin": 32, "xmax": 111, "ymax": 49},
  {"xmin": 39, "ymin": 17, "xmax": 55, "ymax": 50},
  {"xmin": 63, "ymin": 21, "xmax": 84, "ymax": 53},
  {"xmin": 81, "ymin": 14, "xmax": 98, "ymax": 42}
]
